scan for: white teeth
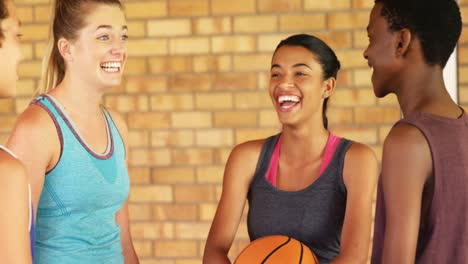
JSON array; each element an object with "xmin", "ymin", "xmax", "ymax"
[
  {"xmin": 101, "ymin": 62, "xmax": 121, "ymax": 68},
  {"xmin": 278, "ymin": 95, "xmax": 300, "ymax": 103}
]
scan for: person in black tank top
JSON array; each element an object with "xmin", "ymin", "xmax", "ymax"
[
  {"xmin": 0, "ymin": 1, "xmax": 33, "ymax": 263},
  {"xmin": 363, "ymin": 1, "xmax": 465, "ymax": 263},
  {"xmin": 204, "ymin": 34, "xmax": 378, "ymax": 264}
]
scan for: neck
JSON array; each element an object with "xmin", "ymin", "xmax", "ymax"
[
  {"xmin": 49, "ymin": 73, "xmax": 104, "ymax": 116},
  {"xmin": 281, "ymin": 120, "xmax": 329, "ymax": 161},
  {"xmin": 394, "ymin": 64, "xmax": 455, "ymax": 117}
]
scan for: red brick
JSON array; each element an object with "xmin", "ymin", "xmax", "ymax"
[
  {"xmin": 233, "ymin": 16, "xmax": 277, "ymax": 33},
  {"xmin": 193, "ymin": 17, "xmax": 231, "ymax": 35},
  {"xmin": 125, "ymin": 77, "xmax": 168, "ymax": 93},
  {"xmin": 235, "ymin": 128, "xmax": 280, "ymax": 144},
  {"xmin": 174, "ymin": 185, "xmax": 215, "ymax": 202},
  {"xmin": 129, "ymin": 185, "xmax": 173, "ymax": 202},
  {"xmin": 127, "ymin": 112, "xmax": 171, "ymax": 129},
  {"xmin": 355, "ymin": 107, "xmax": 401, "ymax": 124},
  {"xmin": 125, "ymin": 1, "xmax": 167, "ymax": 18},
  {"xmin": 150, "ymin": 94, "xmax": 194, "ymax": 111},
  {"xmin": 131, "ymin": 223, "xmax": 174, "ymax": 239},
  {"xmin": 211, "ymin": 0, "xmax": 256, "ymax": 14},
  {"xmin": 129, "ymin": 204, "xmax": 152, "ymax": 221},
  {"xmin": 193, "ymin": 55, "xmax": 232, "ymax": 73},
  {"xmin": 212, "ymin": 36, "xmax": 256, "ymax": 53},
  {"xmin": 128, "ymin": 167, "xmax": 151, "ymax": 184},
  {"xmin": 195, "ymin": 93, "xmax": 233, "ymax": 110},
  {"xmin": 258, "ymin": 0, "xmax": 301, "ymax": 12},
  {"xmin": 172, "ymin": 148, "xmax": 214, "ymax": 165},
  {"xmin": 169, "ymin": 74, "xmax": 213, "ymax": 91},
  {"xmin": 151, "ymin": 130, "xmax": 195, "ymax": 147},
  {"xmin": 128, "ymin": 149, "xmax": 172, "ymax": 166},
  {"xmin": 213, "ymin": 73, "xmax": 257, "ymax": 91},
  {"xmin": 234, "ymin": 92, "xmax": 272, "ymax": 109},
  {"xmin": 148, "ymin": 19, "xmax": 191, "ymax": 36},
  {"xmin": 196, "ymin": 166, "xmax": 224, "ymax": 183},
  {"xmin": 149, "ymin": 56, "xmax": 193, "ymax": 74},
  {"xmin": 331, "ymin": 89, "xmax": 376, "ymax": 107},
  {"xmin": 175, "ymin": 222, "xmax": 211, "ymax": 239},
  {"xmin": 155, "ymin": 241, "xmax": 198, "ymax": 257},
  {"xmin": 305, "ymin": 0, "xmax": 351, "ymax": 10},
  {"xmin": 169, "ymin": 0, "xmax": 209, "ymax": 16},
  {"xmin": 214, "ymin": 111, "xmax": 258, "ymax": 127},
  {"xmin": 279, "ymin": 14, "xmax": 326, "ymax": 31},
  {"xmin": 233, "ymin": 54, "xmax": 271, "ymax": 71},
  {"xmin": 195, "ymin": 129, "xmax": 234, "ymax": 147},
  {"xmin": 153, "ymin": 204, "xmax": 198, "ymax": 221},
  {"xmin": 172, "ymin": 112, "xmax": 212, "ymax": 128},
  {"xmin": 133, "ymin": 241, "xmax": 153, "ymax": 258},
  {"xmin": 328, "ymin": 12, "xmax": 370, "ymax": 30},
  {"xmin": 152, "ymin": 167, "xmax": 195, "ymax": 184}
]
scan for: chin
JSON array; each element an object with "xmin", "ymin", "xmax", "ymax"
[{"xmin": 0, "ymin": 84, "xmax": 16, "ymax": 98}]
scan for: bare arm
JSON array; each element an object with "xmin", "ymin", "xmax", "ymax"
[
  {"xmin": 331, "ymin": 143, "xmax": 378, "ymax": 264},
  {"xmin": 203, "ymin": 140, "xmax": 263, "ymax": 264},
  {"xmin": 0, "ymin": 153, "xmax": 32, "ymax": 264},
  {"xmin": 109, "ymin": 110, "xmax": 139, "ymax": 264},
  {"xmin": 6, "ymin": 104, "xmax": 58, "ymax": 219},
  {"xmin": 380, "ymin": 124, "xmax": 432, "ymax": 264}
]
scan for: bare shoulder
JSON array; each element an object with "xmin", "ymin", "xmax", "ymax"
[
  {"xmin": 381, "ymin": 122, "xmax": 432, "ymax": 184},
  {"xmin": 0, "ymin": 151, "xmax": 28, "ymax": 187},
  {"xmin": 12, "ymin": 103, "xmax": 56, "ymax": 135},
  {"xmin": 223, "ymin": 138, "xmax": 267, "ymax": 185},
  {"xmin": 384, "ymin": 123, "xmax": 428, "ymax": 151},
  {"xmin": 345, "ymin": 141, "xmax": 378, "ymax": 165},
  {"xmin": 228, "ymin": 138, "xmax": 265, "ymax": 167},
  {"xmin": 105, "ymin": 109, "xmax": 128, "ymax": 136}
]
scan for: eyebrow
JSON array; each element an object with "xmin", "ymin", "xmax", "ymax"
[
  {"xmin": 271, "ymin": 63, "xmax": 312, "ymax": 70},
  {"xmin": 96, "ymin": 25, "xmax": 128, "ymax": 31}
]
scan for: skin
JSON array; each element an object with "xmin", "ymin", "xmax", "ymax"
[
  {"xmin": 204, "ymin": 45, "xmax": 378, "ymax": 264},
  {"xmin": 6, "ymin": 4, "xmax": 138, "ymax": 263},
  {"xmin": 364, "ymin": 3, "xmax": 462, "ymax": 263},
  {"xmin": 0, "ymin": 1, "xmax": 32, "ymax": 263}
]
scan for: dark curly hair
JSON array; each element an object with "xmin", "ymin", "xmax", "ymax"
[
  {"xmin": 0, "ymin": 0, "xmax": 8, "ymax": 47},
  {"xmin": 274, "ymin": 34, "xmax": 341, "ymax": 129},
  {"xmin": 375, "ymin": 0, "xmax": 461, "ymax": 68}
]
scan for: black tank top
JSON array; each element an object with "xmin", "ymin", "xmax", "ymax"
[{"xmin": 247, "ymin": 134, "xmax": 353, "ymax": 263}]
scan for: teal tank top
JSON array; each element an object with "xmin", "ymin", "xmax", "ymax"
[{"xmin": 32, "ymin": 95, "xmax": 129, "ymax": 264}]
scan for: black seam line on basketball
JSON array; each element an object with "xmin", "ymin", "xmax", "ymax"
[
  {"xmin": 299, "ymin": 242, "xmax": 304, "ymax": 264},
  {"xmin": 261, "ymin": 237, "xmax": 291, "ymax": 264}
]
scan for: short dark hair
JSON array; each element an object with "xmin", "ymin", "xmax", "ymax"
[
  {"xmin": 375, "ymin": 0, "xmax": 461, "ymax": 68},
  {"xmin": 274, "ymin": 34, "xmax": 341, "ymax": 129},
  {"xmin": 0, "ymin": 0, "xmax": 8, "ymax": 46}
]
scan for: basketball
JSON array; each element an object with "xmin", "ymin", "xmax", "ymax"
[{"xmin": 234, "ymin": 235, "xmax": 319, "ymax": 264}]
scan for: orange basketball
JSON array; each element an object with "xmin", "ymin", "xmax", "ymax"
[{"xmin": 234, "ymin": 235, "xmax": 319, "ymax": 264}]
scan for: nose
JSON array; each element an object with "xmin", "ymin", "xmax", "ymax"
[
  {"xmin": 279, "ymin": 80, "xmax": 294, "ymax": 89},
  {"xmin": 363, "ymin": 47, "xmax": 368, "ymax": 60},
  {"xmin": 110, "ymin": 40, "xmax": 126, "ymax": 57}
]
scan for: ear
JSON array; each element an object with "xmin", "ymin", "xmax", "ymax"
[
  {"xmin": 321, "ymin": 77, "xmax": 336, "ymax": 99},
  {"xmin": 395, "ymin": 28, "xmax": 412, "ymax": 57},
  {"xmin": 57, "ymin": 37, "xmax": 73, "ymax": 62}
]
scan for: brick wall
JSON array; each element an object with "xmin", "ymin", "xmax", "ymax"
[{"xmin": 3, "ymin": 0, "xmax": 467, "ymax": 263}]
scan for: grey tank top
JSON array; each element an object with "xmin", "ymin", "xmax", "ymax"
[
  {"xmin": 372, "ymin": 110, "xmax": 468, "ymax": 264},
  {"xmin": 247, "ymin": 134, "xmax": 353, "ymax": 264}
]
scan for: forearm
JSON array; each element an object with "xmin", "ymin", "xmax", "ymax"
[
  {"xmin": 330, "ymin": 253, "xmax": 367, "ymax": 264},
  {"xmin": 203, "ymin": 247, "xmax": 231, "ymax": 264},
  {"xmin": 122, "ymin": 244, "xmax": 139, "ymax": 264}
]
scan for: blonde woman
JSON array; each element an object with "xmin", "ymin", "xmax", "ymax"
[{"xmin": 7, "ymin": 0, "xmax": 138, "ymax": 263}]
